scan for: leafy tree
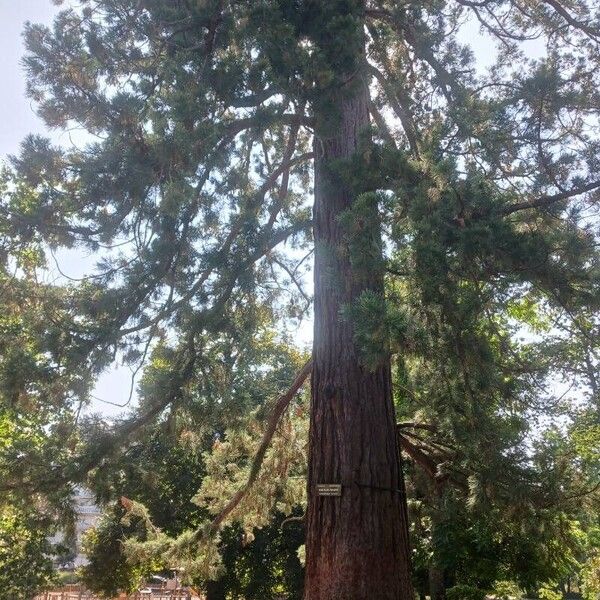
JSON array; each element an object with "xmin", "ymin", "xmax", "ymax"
[
  {"xmin": 80, "ymin": 325, "xmax": 308, "ymax": 598},
  {"xmin": 0, "ymin": 503, "xmax": 61, "ymax": 600},
  {"xmin": 388, "ymin": 251, "xmax": 599, "ymax": 599},
  {"xmin": 80, "ymin": 505, "xmax": 160, "ymax": 598},
  {"xmin": 84, "ymin": 504, "xmax": 305, "ymax": 600},
  {"xmin": 0, "ymin": 186, "xmax": 86, "ymax": 596},
  {"xmin": 2, "ymin": 1, "xmax": 600, "ymax": 599},
  {"xmin": 216, "ymin": 515, "xmax": 305, "ymax": 600},
  {"xmin": 581, "ymin": 550, "xmax": 600, "ymax": 600}
]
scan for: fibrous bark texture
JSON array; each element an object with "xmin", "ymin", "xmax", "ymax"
[{"xmin": 304, "ymin": 72, "xmax": 413, "ymax": 600}]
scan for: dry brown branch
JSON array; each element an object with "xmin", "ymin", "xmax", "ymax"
[{"xmin": 199, "ymin": 359, "xmax": 313, "ymax": 539}]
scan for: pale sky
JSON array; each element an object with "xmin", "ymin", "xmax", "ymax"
[
  {"xmin": 1, "ymin": 1, "xmax": 139, "ymax": 417},
  {"xmin": 0, "ymin": 1, "xmax": 59, "ymax": 157}
]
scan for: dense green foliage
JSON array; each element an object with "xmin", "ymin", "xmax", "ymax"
[
  {"xmin": 79, "ymin": 330, "xmax": 308, "ymax": 596},
  {"xmin": 216, "ymin": 516, "xmax": 305, "ymax": 600},
  {"xmin": 0, "ymin": 0, "xmax": 599, "ymax": 597},
  {"xmin": 81, "ymin": 505, "xmax": 159, "ymax": 598},
  {"xmin": 0, "ymin": 502, "xmax": 66, "ymax": 600},
  {"xmin": 0, "ymin": 509, "xmax": 54, "ymax": 599}
]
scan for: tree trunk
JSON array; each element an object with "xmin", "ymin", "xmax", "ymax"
[
  {"xmin": 429, "ymin": 488, "xmax": 447, "ymax": 600},
  {"xmin": 303, "ymin": 13, "xmax": 413, "ymax": 599},
  {"xmin": 429, "ymin": 564, "xmax": 446, "ymax": 600},
  {"xmin": 205, "ymin": 580, "xmax": 226, "ymax": 600}
]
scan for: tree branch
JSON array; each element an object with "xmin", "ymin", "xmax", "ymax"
[
  {"xmin": 367, "ymin": 63, "xmax": 420, "ymax": 156},
  {"xmin": 397, "ymin": 426, "xmax": 468, "ymax": 492},
  {"xmin": 502, "ymin": 180, "xmax": 600, "ymax": 215},
  {"xmin": 541, "ymin": 0, "xmax": 600, "ymax": 41},
  {"xmin": 199, "ymin": 359, "xmax": 312, "ymax": 539},
  {"xmin": 398, "ymin": 432, "xmax": 439, "ymax": 479}
]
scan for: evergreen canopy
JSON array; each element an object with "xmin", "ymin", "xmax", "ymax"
[{"xmin": 1, "ymin": 1, "xmax": 599, "ymax": 599}]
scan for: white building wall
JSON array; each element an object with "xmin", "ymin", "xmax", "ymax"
[{"xmin": 49, "ymin": 487, "xmax": 102, "ymax": 569}]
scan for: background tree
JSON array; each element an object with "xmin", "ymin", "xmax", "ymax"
[
  {"xmin": 79, "ymin": 323, "xmax": 308, "ymax": 599},
  {"xmin": 0, "ymin": 503, "xmax": 64, "ymax": 600}
]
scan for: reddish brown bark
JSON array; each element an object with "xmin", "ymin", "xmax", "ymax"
[{"xmin": 303, "ymin": 48, "xmax": 413, "ymax": 600}]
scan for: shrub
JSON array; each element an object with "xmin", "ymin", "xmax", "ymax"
[
  {"xmin": 447, "ymin": 584, "xmax": 487, "ymax": 600},
  {"xmin": 538, "ymin": 583, "xmax": 563, "ymax": 600},
  {"xmin": 492, "ymin": 580, "xmax": 524, "ymax": 600}
]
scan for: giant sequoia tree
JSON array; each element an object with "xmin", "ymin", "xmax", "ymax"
[{"xmin": 2, "ymin": 1, "xmax": 600, "ymax": 599}]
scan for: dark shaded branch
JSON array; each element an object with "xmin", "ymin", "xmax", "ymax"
[
  {"xmin": 541, "ymin": 0, "xmax": 600, "ymax": 40},
  {"xmin": 368, "ymin": 99, "xmax": 398, "ymax": 149},
  {"xmin": 398, "ymin": 433, "xmax": 438, "ymax": 479},
  {"xmin": 397, "ymin": 422, "xmax": 438, "ymax": 433},
  {"xmin": 230, "ymin": 87, "xmax": 281, "ymax": 108},
  {"xmin": 397, "ymin": 426, "xmax": 468, "ymax": 492},
  {"xmin": 280, "ymin": 514, "xmax": 306, "ymax": 529},
  {"xmin": 367, "ymin": 64, "xmax": 420, "ymax": 156},
  {"xmin": 502, "ymin": 180, "xmax": 600, "ymax": 215}
]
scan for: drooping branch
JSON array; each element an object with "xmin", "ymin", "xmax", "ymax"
[
  {"xmin": 397, "ymin": 432, "xmax": 439, "ymax": 479},
  {"xmin": 397, "ymin": 425, "xmax": 469, "ymax": 492},
  {"xmin": 1, "ymin": 225, "xmax": 310, "ymax": 497},
  {"xmin": 0, "ymin": 331, "xmax": 199, "ymax": 496},
  {"xmin": 397, "ymin": 422, "xmax": 439, "ymax": 433},
  {"xmin": 198, "ymin": 359, "xmax": 312, "ymax": 539}
]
